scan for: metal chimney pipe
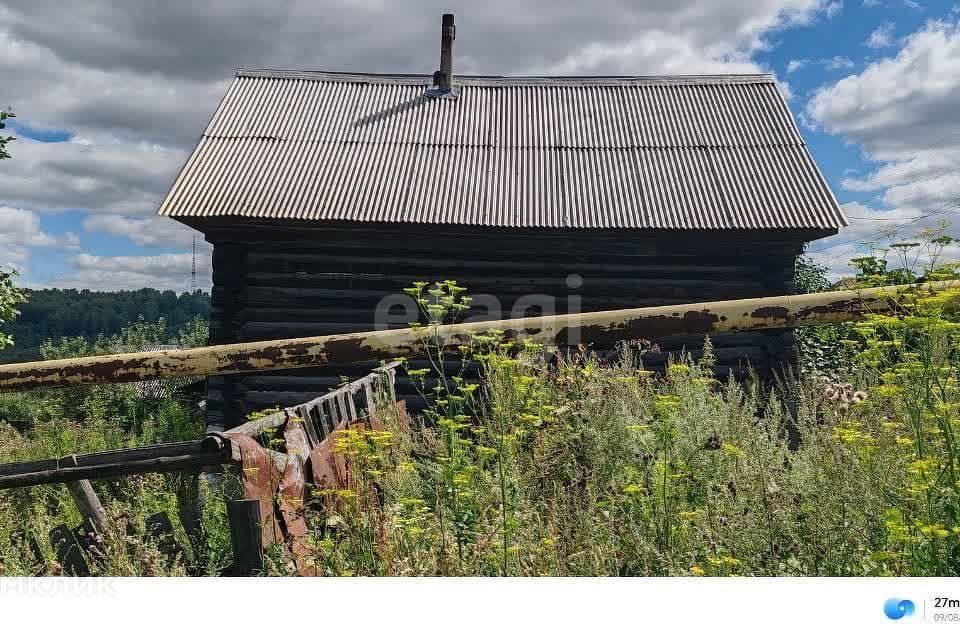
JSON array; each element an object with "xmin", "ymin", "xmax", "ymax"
[{"xmin": 435, "ymin": 13, "xmax": 455, "ymax": 92}]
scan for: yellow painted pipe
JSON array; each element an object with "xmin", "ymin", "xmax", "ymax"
[{"xmin": 0, "ymin": 280, "xmax": 955, "ymax": 391}]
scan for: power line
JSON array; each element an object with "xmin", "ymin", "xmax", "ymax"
[
  {"xmin": 809, "ymin": 192, "xmax": 960, "ymax": 255},
  {"xmin": 810, "ymin": 199, "xmax": 960, "ymax": 262},
  {"xmin": 836, "ymin": 129, "xmax": 960, "ymax": 191},
  {"xmin": 843, "ymin": 164, "xmax": 960, "ymax": 201},
  {"xmin": 811, "ymin": 196, "xmax": 960, "ymax": 265},
  {"xmin": 845, "ymin": 187, "xmax": 960, "ymax": 221},
  {"xmin": 802, "ymin": 129, "xmax": 960, "ymax": 268}
]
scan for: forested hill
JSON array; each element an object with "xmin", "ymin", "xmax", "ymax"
[{"xmin": 0, "ymin": 288, "xmax": 210, "ymax": 363}]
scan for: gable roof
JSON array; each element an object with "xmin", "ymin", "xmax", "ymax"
[{"xmin": 157, "ymin": 69, "xmax": 846, "ymax": 232}]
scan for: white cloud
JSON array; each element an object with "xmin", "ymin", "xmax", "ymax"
[
  {"xmin": 83, "ymin": 214, "xmax": 204, "ymax": 249},
  {"xmin": 866, "ymin": 22, "xmax": 896, "ymax": 48},
  {"xmin": 862, "ymin": 0, "xmax": 922, "ymax": 8},
  {"xmin": 0, "ymin": 137, "xmax": 185, "ymax": 215},
  {"xmin": 807, "ymin": 19, "xmax": 960, "ymax": 159},
  {"xmin": 786, "ymin": 56, "xmax": 857, "ymax": 74},
  {"xmin": 0, "ymin": 207, "xmax": 57, "ymax": 248},
  {"xmin": 75, "ymin": 215, "xmax": 213, "ymax": 291},
  {"xmin": 3, "ymin": 1, "xmax": 831, "ymax": 144},
  {"xmin": 822, "ymin": 55, "xmax": 855, "ymax": 69},
  {"xmin": 47, "ymin": 252, "xmax": 212, "ymax": 292},
  {"xmin": 787, "ymin": 58, "xmax": 810, "ymax": 73},
  {"xmin": 807, "ymin": 20, "xmax": 960, "ymax": 275},
  {"xmin": 823, "ymin": 1, "xmax": 843, "ymax": 18},
  {"xmin": 0, "ymin": 206, "xmax": 78, "ymax": 271},
  {"xmin": 542, "ymin": 31, "xmax": 761, "ymax": 76}
]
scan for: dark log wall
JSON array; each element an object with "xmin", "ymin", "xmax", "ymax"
[{"xmin": 197, "ymin": 221, "xmax": 812, "ymax": 431}]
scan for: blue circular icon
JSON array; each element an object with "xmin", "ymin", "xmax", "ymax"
[{"xmin": 884, "ymin": 598, "xmax": 915, "ymax": 620}]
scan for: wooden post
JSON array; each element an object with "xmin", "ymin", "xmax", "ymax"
[
  {"xmin": 63, "ymin": 455, "xmax": 109, "ymax": 534},
  {"xmin": 227, "ymin": 498, "xmax": 264, "ymax": 575}
]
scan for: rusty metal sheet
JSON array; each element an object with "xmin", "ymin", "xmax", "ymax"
[
  {"xmin": 218, "ymin": 401, "xmax": 411, "ymax": 575},
  {"xmin": 308, "ymin": 431, "xmax": 349, "ymax": 493},
  {"xmin": 221, "ymin": 432, "xmax": 284, "ymax": 547},
  {"xmin": 308, "ymin": 401, "xmax": 406, "ymax": 498}
]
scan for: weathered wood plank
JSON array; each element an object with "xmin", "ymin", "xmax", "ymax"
[
  {"xmin": 0, "ymin": 438, "xmax": 235, "ymax": 489},
  {"xmin": 65, "ymin": 473, "xmax": 109, "ymax": 534},
  {"xmin": 0, "ymin": 438, "xmax": 229, "ymax": 477},
  {"xmin": 226, "ymin": 499, "xmax": 264, "ymax": 576}
]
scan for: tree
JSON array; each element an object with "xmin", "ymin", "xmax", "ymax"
[
  {"xmin": 0, "ymin": 108, "xmax": 15, "ymax": 160},
  {"xmin": 0, "ymin": 271, "xmax": 27, "ymax": 349},
  {"xmin": 0, "ymin": 108, "xmax": 28, "ymax": 349}
]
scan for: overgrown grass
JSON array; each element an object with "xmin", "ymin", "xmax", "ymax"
[
  {"xmin": 297, "ymin": 341, "xmax": 958, "ymax": 576},
  {"xmin": 0, "ymin": 417, "xmax": 236, "ymax": 576},
  {"xmin": 0, "ymin": 316, "xmax": 234, "ymax": 576},
  {"xmin": 1, "ymin": 280, "xmax": 959, "ymax": 576}
]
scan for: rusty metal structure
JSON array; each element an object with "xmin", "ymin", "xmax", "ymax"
[
  {"xmin": 0, "ymin": 280, "xmax": 956, "ymax": 393},
  {"xmin": 0, "ymin": 363, "xmax": 403, "ymax": 575}
]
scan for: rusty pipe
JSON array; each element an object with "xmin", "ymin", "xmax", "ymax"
[{"xmin": 0, "ymin": 280, "xmax": 956, "ymax": 391}]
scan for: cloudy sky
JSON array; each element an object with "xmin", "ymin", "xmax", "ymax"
[{"xmin": 2, "ymin": 0, "xmax": 960, "ymax": 291}]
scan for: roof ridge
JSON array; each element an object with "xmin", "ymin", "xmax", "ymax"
[
  {"xmin": 235, "ymin": 68, "xmax": 776, "ymax": 86},
  {"xmin": 197, "ymin": 135, "xmax": 806, "ymax": 150}
]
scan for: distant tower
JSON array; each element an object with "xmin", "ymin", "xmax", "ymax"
[{"xmin": 191, "ymin": 236, "xmax": 197, "ymax": 292}]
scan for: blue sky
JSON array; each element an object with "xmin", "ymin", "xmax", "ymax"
[
  {"xmin": 2, "ymin": 0, "xmax": 960, "ymax": 290},
  {"xmin": 759, "ymin": 0, "xmax": 953, "ymax": 199}
]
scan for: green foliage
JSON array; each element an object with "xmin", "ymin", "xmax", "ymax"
[
  {"xmin": 794, "ymin": 255, "xmax": 831, "ymax": 294},
  {"xmin": 296, "ymin": 342, "xmax": 960, "ymax": 576},
  {"xmin": 794, "ymin": 256, "xmax": 845, "ymax": 376},
  {"xmin": 0, "ymin": 288, "xmax": 210, "ymax": 363},
  {"xmin": 0, "ymin": 109, "xmax": 27, "ymax": 351},
  {"xmin": 0, "ymin": 316, "xmax": 207, "ymax": 431},
  {"xmin": 796, "ymin": 229, "xmax": 960, "ymax": 380},
  {"xmin": 0, "ymin": 417, "xmax": 235, "ymax": 576},
  {"xmin": 0, "ymin": 107, "xmax": 14, "ymax": 161},
  {"xmin": 177, "ymin": 314, "xmax": 210, "ymax": 348},
  {"xmin": 0, "ymin": 270, "xmax": 28, "ymax": 351},
  {"xmin": 0, "ymin": 313, "xmax": 228, "ymax": 576}
]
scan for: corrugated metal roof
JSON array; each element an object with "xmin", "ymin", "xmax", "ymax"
[{"xmin": 158, "ymin": 69, "xmax": 846, "ymax": 231}]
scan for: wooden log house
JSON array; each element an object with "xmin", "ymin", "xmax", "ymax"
[{"xmin": 157, "ymin": 15, "xmax": 846, "ymax": 430}]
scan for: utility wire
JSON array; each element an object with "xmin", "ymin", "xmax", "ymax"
[
  {"xmin": 810, "ymin": 196, "xmax": 960, "ymax": 265},
  {"xmin": 809, "ymin": 192, "xmax": 960, "ymax": 255},
  {"xmin": 816, "ymin": 195, "xmax": 960, "ymax": 255},
  {"xmin": 836, "ymin": 130, "xmax": 960, "ymax": 191},
  {"xmin": 846, "ymin": 186, "xmax": 960, "ymax": 220}
]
